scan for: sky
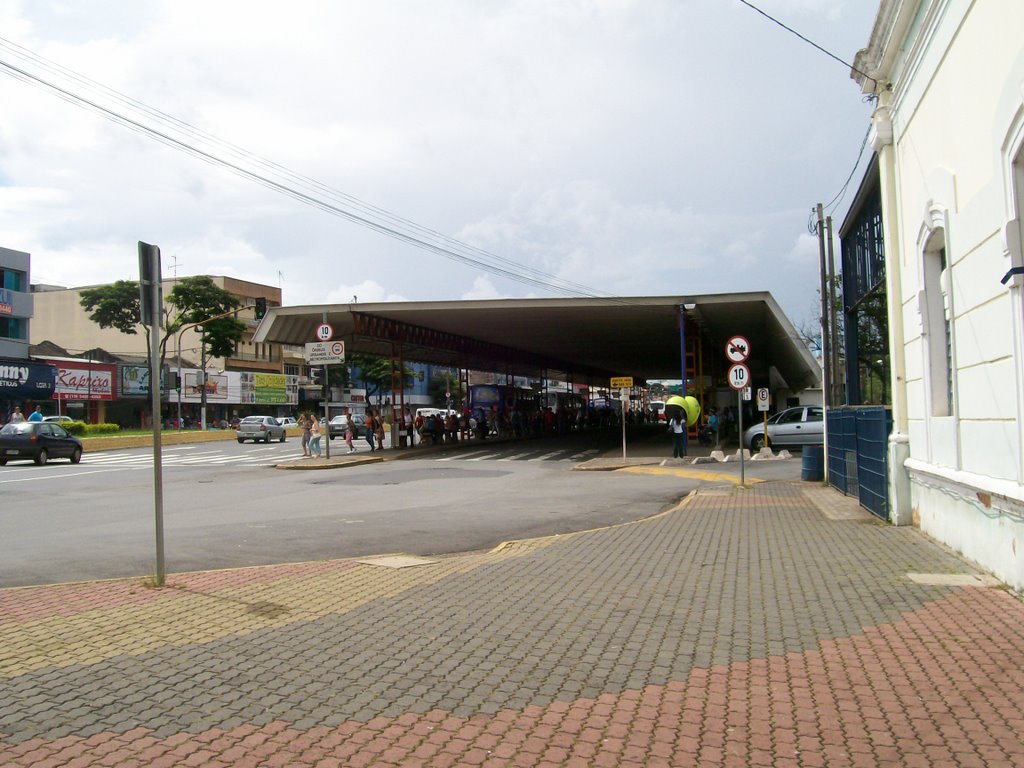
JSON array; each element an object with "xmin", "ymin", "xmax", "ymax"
[{"xmin": 0, "ymin": 0, "xmax": 879, "ymax": 331}]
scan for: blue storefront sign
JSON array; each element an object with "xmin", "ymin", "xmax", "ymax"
[{"xmin": 0, "ymin": 359, "xmax": 57, "ymax": 397}]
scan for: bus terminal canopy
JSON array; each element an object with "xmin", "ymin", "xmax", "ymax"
[{"xmin": 252, "ymin": 292, "xmax": 820, "ymax": 392}]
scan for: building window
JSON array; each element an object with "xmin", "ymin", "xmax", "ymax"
[
  {"xmin": 840, "ymin": 159, "xmax": 890, "ymax": 406},
  {"xmin": 1, "ymin": 268, "xmax": 25, "ymax": 292},
  {"xmin": 923, "ymin": 238, "xmax": 953, "ymax": 417},
  {"xmin": 0, "ymin": 316, "xmax": 24, "ymax": 340}
]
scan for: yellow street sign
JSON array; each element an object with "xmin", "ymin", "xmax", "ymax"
[{"xmin": 610, "ymin": 376, "xmax": 633, "ymax": 388}]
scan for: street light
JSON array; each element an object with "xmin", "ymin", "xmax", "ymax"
[
  {"xmin": 175, "ymin": 305, "xmax": 247, "ymax": 430},
  {"xmin": 197, "ymin": 325, "xmax": 208, "ymax": 431}
]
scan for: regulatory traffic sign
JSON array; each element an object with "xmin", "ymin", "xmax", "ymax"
[
  {"xmin": 315, "ymin": 323, "xmax": 334, "ymax": 341},
  {"xmin": 727, "ymin": 363, "xmax": 750, "ymax": 391},
  {"xmin": 725, "ymin": 335, "xmax": 750, "ymax": 363},
  {"xmin": 304, "ymin": 340, "xmax": 346, "ymax": 364},
  {"xmin": 756, "ymin": 387, "xmax": 770, "ymax": 411}
]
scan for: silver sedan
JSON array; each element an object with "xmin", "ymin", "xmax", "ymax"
[
  {"xmin": 743, "ymin": 405, "xmax": 824, "ymax": 451},
  {"xmin": 236, "ymin": 416, "xmax": 287, "ymax": 443}
]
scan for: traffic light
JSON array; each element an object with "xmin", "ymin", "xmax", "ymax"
[{"xmin": 254, "ymin": 297, "xmax": 267, "ymax": 319}]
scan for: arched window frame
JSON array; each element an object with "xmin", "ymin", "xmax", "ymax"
[{"xmin": 917, "ymin": 206, "xmax": 954, "ymax": 419}]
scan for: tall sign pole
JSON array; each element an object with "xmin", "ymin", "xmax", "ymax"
[
  {"xmin": 726, "ymin": 336, "xmax": 751, "ymax": 487},
  {"xmin": 139, "ymin": 241, "xmax": 165, "ymax": 586},
  {"xmin": 611, "ymin": 376, "xmax": 633, "ymax": 463},
  {"xmin": 319, "ymin": 316, "xmax": 332, "ymax": 459}
]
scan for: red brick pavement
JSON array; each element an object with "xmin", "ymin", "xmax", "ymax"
[{"xmin": 4, "ymin": 585, "xmax": 1023, "ymax": 767}]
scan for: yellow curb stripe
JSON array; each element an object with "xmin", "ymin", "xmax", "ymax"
[{"xmin": 615, "ymin": 465, "xmax": 761, "ymax": 484}]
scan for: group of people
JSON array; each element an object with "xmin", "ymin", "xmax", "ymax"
[
  {"xmin": 667, "ymin": 407, "xmax": 720, "ymax": 459},
  {"xmin": 296, "ymin": 409, "xmax": 386, "ymax": 459},
  {"xmin": 6, "ymin": 406, "xmax": 43, "ymax": 424}
]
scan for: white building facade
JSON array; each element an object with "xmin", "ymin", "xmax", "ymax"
[{"xmin": 853, "ymin": 0, "xmax": 1024, "ymax": 588}]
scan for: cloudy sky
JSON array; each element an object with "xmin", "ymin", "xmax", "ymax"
[{"xmin": 0, "ymin": 0, "xmax": 878, "ymax": 329}]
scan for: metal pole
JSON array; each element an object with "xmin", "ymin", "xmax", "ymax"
[
  {"xmin": 679, "ymin": 305, "xmax": 688, "ymax": 457},
  {"xmin": 322, "ymin": 312, "xmax": 330, "ymax": 459},
  {"xmin": 145, "ymin": 254, "xmax": 165, "ymax": 586},
  {"xmin": 199, "ymin": 332, "xmax": 207, "ymax": 431},
  {"xmin": 621, "ymin": 390, "xmax": 627, "ymax": 464},
  {"xmin": 826, "ymin": 215, "xmax": 841, "ymax": 406},
  {"xmin": 176, "ymin": 332, "xmax": 183, "ymax": 430},
  {"xmin": 738, "ymin": 390, "xmax": 745, "ymax": 486},
  {"xmin": 817, "ymin": 203, "xmax": 832, "ymax": 482},
  {"xmin": 816, "ymin": 204, "xmax": 832, "ymax": 408}
]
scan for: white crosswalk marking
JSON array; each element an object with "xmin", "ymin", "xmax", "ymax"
[
  {"xmin": 79, "ymin": 446, "xmax": 288, "ymax": 469},
  {"xmin": 432, "ymin": 446, "xmax": 600, "ymax": 463}
]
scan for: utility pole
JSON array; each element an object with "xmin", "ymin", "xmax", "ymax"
[
  {"xmin": 816, "ymin": 204, "xmax": 832, "ymax": 409},
  {"xmin": 826, "ymin": 215, "xmax": 841, "ymax": 407}
]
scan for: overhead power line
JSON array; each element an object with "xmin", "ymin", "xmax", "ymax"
[
  {"xmin": 0, "ymin": 37, "xmax": 626, "ymax": 303},
  {"xmin": 736, "ymin": 0, "xmax": 880, "ymax": 88}
]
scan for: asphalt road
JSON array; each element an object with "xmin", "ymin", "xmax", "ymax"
[{"xmin": 0, "ymin": 427, "xmax": 788, "ymax": 587}]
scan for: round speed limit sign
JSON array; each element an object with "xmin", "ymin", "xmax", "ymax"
[{"xmin": 727, "ymin": 363, "xmax": 750, "ymax": 391}]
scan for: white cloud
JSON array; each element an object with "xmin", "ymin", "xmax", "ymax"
[
  {"xmin": 324, "ymin": 280, "xmax": 407, "ymax": 306},
  {"xmin": 0, "ymin": 0, "xmax": 878, "ymax": 326},
  {"xmin": 460, "ymin": 276, "xmax": 507, "ymax": 301}
]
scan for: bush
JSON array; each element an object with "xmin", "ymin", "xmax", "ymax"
[
  {"xmin": 65, "ymin": 422, "xmax": 120, "ymax": 437},
  {"xmin": 85, "ymin": 423, "xmax": 121, "ymax": 436}
]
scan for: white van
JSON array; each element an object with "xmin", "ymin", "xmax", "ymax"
[{"xmin": 415, "ymin": 408, "xmax": 450, "ymax": 420}]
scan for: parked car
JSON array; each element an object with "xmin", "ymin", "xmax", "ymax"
[
  {"xmin": 328, "ymin": 413, "xmax": 367, "ymax": 439},
  {"xmin": 278, "ymin": 417, "xmax": 297, "ymax": 427},
  {"xmin": 0, "ymin": 421, "xmax": 83, "ymax": 465},
  {"xmin": 236, "ymin": 415, "xmax": 286, "ymax": 443},
  {"xmin": 743, "ymin": 405, "xmax": 824, "ymax": 451},
  {"xmin": 42, "ymin": 415, "xmax": 74, "ymax": 423}
]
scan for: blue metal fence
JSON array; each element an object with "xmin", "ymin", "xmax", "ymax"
[{"xmin": 826, "ymin": 407, "xmax": 892, "ymax": 520}]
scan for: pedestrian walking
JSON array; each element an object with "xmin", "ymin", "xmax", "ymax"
[
  {"xmin": 403, "ymin": 408, "xmax": 413, "ymax": 448},
  {"xmin": 308, "ymin": 414, "xmax": 323, "ymax": 458},
  {"xmin": 365, "ymin": 410, "xmax": 377, "ymax": 451},
  {"xmin": 708, "ymin": 408, "xmax": 720, "ymax": 447},
  {"xmin": 668, "ymin": 412, "xmax": 686, "ymax": 459},
  {"xmin": 345, "ymin": 412, "xmax": 356, "ymax": 453},
  {"xmin": 8, "ymin": 406, "xmax": 24, "ymax": 423},
  {"xmin": 298, "ymin": 412, "xmax": 312, "ymax": 457},
  {"xmin": 28, "ymin": 406, "xmax": 43, "ymax": 422}
]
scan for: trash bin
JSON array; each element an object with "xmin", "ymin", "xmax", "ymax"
[{"xmin": 801, "ymin": 445, "xmax": 824, "ymax": 481}]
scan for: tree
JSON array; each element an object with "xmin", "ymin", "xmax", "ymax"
[
  {"xmin": 79, "ymin": 280, "xmax": 145, "ymax": 335},
  {"xmin": 348, "ymin": 352, "xmax": 417, "ymax": 406},
  {"xmin": 165, "ymin": 277, "xmax": 244, "ymax": 360},
  {"xmin": 429, "ymin": 368, "xmax": 462, "ymax": 407},
  {"xmin": 80, "ymin": 275, "xmax": 245, "ymax": 375}
]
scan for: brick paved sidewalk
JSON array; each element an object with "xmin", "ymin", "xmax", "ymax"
[{"xmin": 3, "ymin": 481, "xmax": 1024, "ymax": 767}]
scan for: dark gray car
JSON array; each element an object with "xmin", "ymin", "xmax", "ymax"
[
  {"xmin": 0, "ymin": 421, "xmax": 83, "ymax": 465},
  {"xmin": 236, "ymin": 415, "xmax": 286, "ymax": 443}
]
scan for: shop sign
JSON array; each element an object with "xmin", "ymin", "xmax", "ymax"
[
  {"xmin": 120, "ymin": 365, "xmax": 150, "ymax": 397},
  {"xmin": 0, "ymin": 288, "xmax": 12, "ymax": 316},
  {"xmin": 53, "ymin": 362, "xmax": 116, "ymax": 400},
  {"xmin": 0, "ymin": 361, "xmax": 56, "ymax": 396},
  {"xmin": 253, "ymin": 372, "xmax": 288, "ymax": 404}
]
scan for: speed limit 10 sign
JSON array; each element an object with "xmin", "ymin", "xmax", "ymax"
[{"xmin": 727, "ymin": 363, "xmax": 750, "ymax": 391}]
